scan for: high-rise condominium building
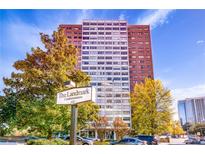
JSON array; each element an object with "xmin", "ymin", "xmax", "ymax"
[
  {"xmin": 128, "ymin": 25, "xmax": 154, "ymax": 91},
  {"xmin": 178, "ymin": 97, "xmax": 205, "ymax": 126},
  {"xmin": 59, "ymin": 20, "xmax": 154, "ymax": 128}
]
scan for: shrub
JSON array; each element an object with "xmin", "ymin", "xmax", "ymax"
[
  {"xmin": 27, "ymin": 138, "xmax": 69, "ymax": 145},
  {"xmin": 93, "ymin": 141, "xmax": 110, "ymax": 145},
  {"xmin": 159, "ymin": 138, "xmax": 170, "ymax": 143}
]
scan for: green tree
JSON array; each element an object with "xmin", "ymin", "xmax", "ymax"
[
  {"xmin": 189, "ymin": 123, "xmax": 205, "ymax": 136},
  {"xmin": 169, "ymin": 120, "xmax": 185, "ymax": 136},
  {"xmin": 131, "ymin": 78, "xmax": 173, "ymax": 135},
  {"xmin": 0, "ymin": 94, "xmax": 17, "ymax": 136},
  {"xmin": 78, "ymin": 102, "xmax": 99, "ymax": 131},
  {"xmin": 2, "ymin": 28, "xmax": 99, "ymax": 138}
]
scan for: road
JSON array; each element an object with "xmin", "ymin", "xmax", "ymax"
[{"xmin": 159, "ymin": 138, "xmax": 186, "ymax": 145}]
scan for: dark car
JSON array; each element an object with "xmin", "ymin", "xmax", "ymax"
[
  {"xmin": 64, "ymin": 136, "xmax": 93, "ymax": 145},
  {"xmin": 184, "ymin": 138, "xmax": 200, "ymax": 144},
  {"xmin": 135, "ymin": 135, "xmax": 158, "ymax": 145},
  {"xmin": 110, "ymin": 137, "xmax": 146, "ymax": 145}
]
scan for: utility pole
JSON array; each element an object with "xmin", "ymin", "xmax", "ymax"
[
  {"xmin": 70, "ymin": 83, "xmax": 78, "ymax": 145},
  {"xmin": 70, "ymin": 104, "xmax": 78, "ymax": 145}
]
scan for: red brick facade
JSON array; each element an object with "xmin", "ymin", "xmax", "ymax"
[{"xmin": 128, "ymin": 25, "xmax": 154, "ymax": 91}]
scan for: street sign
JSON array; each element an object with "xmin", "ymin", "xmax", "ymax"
[
  {"xmin": 57, "ymin": 87, "xmax": 96, "ymax": 105},
  {"xmin": 64, "ymin": 80, "xmax": 76, "ymax": 88}
]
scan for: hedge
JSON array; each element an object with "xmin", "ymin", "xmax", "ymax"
[{"xmin": 27, "ymin": 138, "xmax": 69, "ymax": 145}]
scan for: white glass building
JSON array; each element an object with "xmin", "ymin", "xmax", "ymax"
[
  {"xmin": 81, "ymin": 20, "xmax": 131, "ymax": 127},
  {"xmin": 178, "ymin": 97, "xmax": 205, "ymax": 125}
]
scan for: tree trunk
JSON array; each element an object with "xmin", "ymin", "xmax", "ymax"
[{"xmin": 47, "ymin": 129, "xmax": 52, "ymax": 140}]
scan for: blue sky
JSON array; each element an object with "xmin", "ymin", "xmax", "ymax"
[{"xmin": 0, "ymin": 9, "xmax": 205, "ymax": 119}]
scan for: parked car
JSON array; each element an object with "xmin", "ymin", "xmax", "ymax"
[
  {"xmin": 200, "ymin": 139, "xmax": 205, "ymax": 145},
  {"xmin": 110, "ymin": 137, "xmax": 146, "ymax": 145},
  {"xmin": 184, "ymin": 138, "xmax": 200, "ymax": 144},
  {"xmin": 52, "ymin": 132, "xmax": 67, "ymax": 139},
  {"xmin": 82, "ymin": 137, "xmax": 100, "ymax": 141},
  {"xmin": 64, "ymin": 136, "xmax": 93, "ymax": 145},
  {"xmin": 135, "ymin": 135, "xmax": 158, "ymax": 145}
]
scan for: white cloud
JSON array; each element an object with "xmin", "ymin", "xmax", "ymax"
[
  {"xmin": 137, "ymin": 9, "xmax": 174, "ymax": 29},
  {"xmin": 75, "ymin": 10, "xmax": 93, "ymax": 24},
  {"xmin": 171, "ymin": 84, "xmax": 205, "ymax": 120},
  {"xmin": 196, "ymin": 40, "xmax": 205, "ymax": 44},
  {"xmin": 119, "ymin": 13, "xmax": 125, "ymax": 20}
]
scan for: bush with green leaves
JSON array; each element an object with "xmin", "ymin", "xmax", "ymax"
[
  {"xmin": 93, "ymin": 141, "xmax": 110, "ymax": 145},
  {"xmin": 27, "ymin": 138, "xmax": 69, "ymax": 145}
]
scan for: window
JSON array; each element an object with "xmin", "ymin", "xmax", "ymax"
[
  {"xmin": 113, "ymin": 27, "xmax": 119, "ymax": 30},
  {"xmin": 123, "ymin": 111, "xmax": 130, "ymax": 115},
  {"xmin": 98, "ymin": 56, "xmax": 104, "ymax": 59},
  {"xmin": 105, "ymin": 56, "xmax": 112, "ymax": 59},
  {"xmin": 121, "ymin": 67, "xmax": 128, "ymax": 70},
  {"xmin": 106, "ymin": 72, "xmax": 112, "ymax": 75},
  {"xmin": 90, "ymin": 32, "xmax": 97, "ymax": 35},
  {"xmin": 82, "ymin": 61, "xmax": 89, "ymax": 65},
  {"xmin": 105, "ymin": 47, "xmax": 112, "ymax": 50},
  {"xmin": 83, "ymin": 32, "xmax": 89, "ymax": 35},
  {"xmin": 121, "ymin": 62, "xmax": 128, "ymax": 65},
  {"xmin": 120, "ymin": 27, "xmax": 126, "ymax": 31},
  {"xmin": 121, "ymin": 52, "xmax": 127, "ymax": 55},
  {"xmin": 121, "ymin": 56, "xmax": 127, "ymax": 60},
  {"xmin": 98, "ymin": 23, "xmax": 104, "ymax": 25},
  {"xmin": 105, "ymin": 32, "xmax": 112, "ymax": 35},
  {"xmin": 120, "ymin": 32, "xmax": 127, "ymax": 35},
  {"xmin": 113, "ymin": 23, "xmax": 119, "ymax": 26},
  {"xmin": 98, "ymin": 27, "xmax": 104, "ymax": 30},
  {"xmin": 83, "ymin": 37, "xmax": 89, "ymax": 40},
  {"xmin": 90, "ymin": 23, "xmax": 97, "ymax": 25},
  {"xmin": 113, "ymin": 67, "xmax": 120, "ymax": 70},
  {"xmin": 113, "ymin": 47, "xmax": 120, "ymax": 50},
  {"xmin": 105, "ymin": 51, "xmax": 112, "ymax": 54},
  {"xmin": 106, "ymin": 23, "xmax": 112, "ymax": 26},
  {"xmin": 122, "ymin": 83, "xmax": 128, "ymax": 86},
  {"xmin": 122, "ymin": 77, "xmax": 128, "ymax": 81},
  {"xmin": 83, "ymin": 27, "xmax": 89, "ymax": 30},
  {"xmin": 105, "ymin": 67, "xmax": 112, "ymax": 70},
  {"xmin": 98, "ymin": 51, "xmax": 104, "ymax": 54},
  {"xmin": 105, "ymin": 27, "xmax": 112, "ymax": 30},
  {"xmin": 113, "ymin": 51, "xmax": 119, "ymax": 55},
  {"xmin": 82, "ymin": 56, "xmax": 89, "ymax": 59},
  {"xmin": 90, "ymin": 67, "xmax": 96, "ymax": 70},
  {"xmin": 82, "ymin": 67, "xmax": 89, "ymax": 70},
  {"xmin": 105, "ymin": 37, "xmax": 112, "ymax": 40},
  {"xmin": 113, "ymin": 77, "xmax": 121, "ymax": 81},
  {"xmin": 120, "ymin": 23, "xmax": 126, "ymax": 26},
  {"xmin": 98, "ymin": 32, "xmax": 104, "ymax": 35},
  {"xmin": 113, "ymin": 72, "xmax": 120, "ymax": 75},
  {"xmin": 82, "ymin": 51, "xmax": 89, "ymax": 54},
  {"xmin": 122, "ymin": 94, "xmax": 129, "ymax": 97},
  {"xmin": 115, "ymin": 94, "xmax": 121, "ymax": 97},
  {"xmin": 83, "ymin": 22, "xmax": 89, "ymax": 25},
  {"xmin": 113, "ymin": 61, "xmax": 120, "ymax": 65}
]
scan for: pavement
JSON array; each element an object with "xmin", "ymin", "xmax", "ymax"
[{"xmin": 159, "ymin": 138, "xmax": 186, "ymax": 145}]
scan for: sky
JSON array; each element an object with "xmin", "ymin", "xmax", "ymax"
[{"xmin": 0, "ymin": 9, "xmax": 205, "ymax": 120}]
